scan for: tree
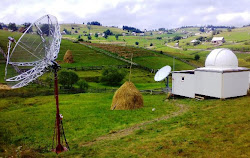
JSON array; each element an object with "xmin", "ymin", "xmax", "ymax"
[
  {"xmin": 135, "ymin": 41, "xmax": 139, "ymax": 46},
  {"xmin": 194, "ymin": 54, "xmax": 200, "ymax": 60},
  {"xmin": 104, "ymin": 33, "xmax": 108, "ymax": 39},
  {"xmin": 122, "ymin": 26, "xmax": 143, "ymax": 33},
  {"xmin": 63, "ymin": 28, "xmax": 71, "ymax": 34},
  {"xmin": 22, "ymin": 22, "xmax": 32, "ymax": 33},
  {"xmin": 40, "ymin": 24, "xmax": 50, "ymax": 36},
  {"xmin": 193, "ymin": 41, "xmax": 200, "ymax": 46},
  {"xmin": 173, "ymin": 35, "xmax": 182, "ymax": 41},
  {"xmin": 58, "ymin": 70, "xmax": 79, "ymax": 89},
  {"xmin": 100, "ymin": 67, "xmax": 126, "ymax": 86},
  {"xmin": 196, "ymin": 36, "xmax": 205, "ymax": 42},
  {"xmin": 199, "ymin": 27, "xmax": 205, "ymax": 32},
  {"xmin": 87, "ymin": 34, "xmax": 92, "ymax": 40},
  {"xmin": 158, "ymin": 28, "xmax": 166, "ymax": 31},
  {"xmin": 8, "ymin": 23, "xmax": 18, "ymax": 31},
  {"xmin": 87, "ymin": 21, "xmax": 102, "ymax": 26},
  {"xmin": 87, "ymin": 24, "xmax": 91, "ymax": 34},
  {"xmin": 95, "ymin": 33, "xmax": 98, "ymax": 38},
  {"xmin": 115, "ymin": 34, "xmax": 119, "ymax": 40},
  {"xmin": 103, "ymin": 29, "xmax": 113, "ymax": 35},
  {"xmin": 76, "ymin": 79, "xmax": 89, "ymax": 92}
]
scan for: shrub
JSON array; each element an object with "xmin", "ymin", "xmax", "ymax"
[
  {"xmin": 135, "ymin": 41, "xmax": 139, "ymax": 45},
  {"xmin": 77, "ymin": 79, "xmax": 89, "ymax": 92},
  {"xmin": 194, "ymin": 54, "xmax": 200, "ymax": 60},
  {"xmin": 100, "ymin": 67, "xmax": 127, "ymax": 86},
  {"xmin": 87, "ymin": 34, "xmax": 92, "ymax": 40},
  {"xmin": 150, "ymin": 43, "xmax": 153, "ymax": 46},
  {"xmin": 193, "ymin": 41, "xmax": 200, "ymax": 46},
  {"xmin": 173, "ymin": 35, "xmax": 182, "ymax": 41},
  {"xmin": 58, "ymin": 70, "xmax": 79, "ymax": 89}
]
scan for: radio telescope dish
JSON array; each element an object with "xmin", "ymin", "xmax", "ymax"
[
  {"xmin": 154, "ymin": 65, "xmax": 171, "ymax": 81},
  {"xmin": 5, "ymin": 14, "xmax": 61, "ymax": 88},
  {"xmin": 4, "ymin": 14, "xmax": 69, "ymax": 154}
]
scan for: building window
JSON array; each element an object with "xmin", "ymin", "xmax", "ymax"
[{"xmin": 181, "ymin": 77, "xmax": 185, "ymax": 81}]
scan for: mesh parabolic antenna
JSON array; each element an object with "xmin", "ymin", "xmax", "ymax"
[
  {"xmin": 5, "ymin": 14, "xmax": 69, "ymax": 154},
  {"xmin": 5, "ymin": 14, "xmax": 61, "ymax": 88},
  {"xmin": 154, "ymin": 65, "xmax": 171, "ymax": 81}
]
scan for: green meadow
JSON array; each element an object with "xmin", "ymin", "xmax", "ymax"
[
  {"xmin": 0, "ymin": 25, "xmax": 249, "ymax": 157},
  {"xmin": 0, "ymin": 93, "xmax": 249, "ymax": 157}
]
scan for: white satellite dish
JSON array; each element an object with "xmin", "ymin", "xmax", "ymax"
[
  {"xmin": 4, "ymin": 14, "xmax": 69, "ymax": 154},
  {"xmin": 154, "ymin": 65, "xmax": 171, "ymax": 81}
]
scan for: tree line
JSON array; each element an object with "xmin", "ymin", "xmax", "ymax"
[{"xmin": 122, "ymin": 26, "xmax": 143, "ymax": 33}]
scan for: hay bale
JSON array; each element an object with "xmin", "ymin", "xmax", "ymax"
[
  {"xmin": 63, "ymin": 50, "xmax": 74, "ymax": 63},
  {"xmin": 0, "ymin": 84, "xmax": 11, "ymax": 90},
  {"xmin": 111, "ymin": 81, "xmax": 143, "ymax": 110}
]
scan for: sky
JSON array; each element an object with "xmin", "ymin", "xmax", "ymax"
[{"xmin": 0, "ymin": 0, "xmax": 250, "ymax": 30}]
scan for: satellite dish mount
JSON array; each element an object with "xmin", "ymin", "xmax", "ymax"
[
  {"xmin": 154, "ymin": 65, "xmax": 172, "ymax": 92},
  {"xmin": 4, "ymin": 15, "xmax": 69, "ymax": 154}
]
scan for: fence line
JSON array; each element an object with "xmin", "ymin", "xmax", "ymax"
[{"xmin": 79, "ymin": 42, "xmax": 158, "ymax": 73}]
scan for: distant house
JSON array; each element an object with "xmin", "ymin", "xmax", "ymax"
[
  {"xmin": 195, "ymin": 33, "xmax": 201, "ymax": 36},
  {"xmin": 174, "ymin": 43, "xmax": 179, "ymax": 47},
  {"xmin": 61, "ymin": 31, "xmax": 66, "ymax": 35},
  {"xmin": 190, "ymin": 39, "xmax": 200, "ymax": 45},
  {"xmin": 139, "ymin": 33, "xmax": 145, "ymax": 36},
  {"xmin": 122, "ymin": 33, "xmax": 126, "ymax": 36},
  {"xmin": 211, "ymin": 37, "xmax": 225, "ymax": 44},
  {"xmin": 131, "ymin": 32, "xmax": 137, "ymax": 36},
  {"xmin": 158, "ymin": 31, "xmax": 163, "ymax": 34},
  {"xmin": 190, "ymin": 39, "xmax": 199, "ymax": 43}
]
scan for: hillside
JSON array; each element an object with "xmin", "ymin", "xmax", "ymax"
[
  {"xmin": 60, "ymin": 24, "xmax": 127, "ymax": 35},
  {"xmin": 0, "ymin": 93, "xmax": 249, "ymax": 157}
]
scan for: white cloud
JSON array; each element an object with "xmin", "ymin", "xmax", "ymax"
[
  {"xmin": 194, "ymin": 6, "xmax": 216, "ymax": 14},
  {"xmin": 216, "ymin": 11, "xmax": 250, "ymax": 24},
  {"xmin": 0, "ymin": 0, "xmax": 250, "ymax": 29}
]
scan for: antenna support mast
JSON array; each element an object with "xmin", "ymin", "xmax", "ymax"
[{"xmin": 51, "ymin": 62, "xmax": 68, "ymax": 154}]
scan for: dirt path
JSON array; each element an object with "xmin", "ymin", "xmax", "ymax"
[{"xmin": 81, "ymin": 103, "xmax": 188, "ymax": 147}]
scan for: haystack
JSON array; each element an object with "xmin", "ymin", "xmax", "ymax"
[
  {"xmin": 111, "ymin": 81, "xmax": 143, "ymax": 110},
  {"xmin": 63, "ymin": 50, "xmax": 74, "ymax": 63}
]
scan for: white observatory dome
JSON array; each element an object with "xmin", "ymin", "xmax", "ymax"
[{"xmin": 205, "ymin": 48, "xmax": 238, "ymax": 68}]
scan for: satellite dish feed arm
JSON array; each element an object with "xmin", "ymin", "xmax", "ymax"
[{"xmin": 5, "ymin": 37, "xmax": 15, "ymax": 79}]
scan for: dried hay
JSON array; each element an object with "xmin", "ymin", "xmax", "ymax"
[
  {"xmin": 0, "ymin": 84, "xmax": 11, "ymax": 90},
  {"xmin": 63, "ymin": 50, "xmax": 74, "ymax": 63},
  {"xmin": 111, "ymin": 81, "xmax": 143, "ymax": 110}
]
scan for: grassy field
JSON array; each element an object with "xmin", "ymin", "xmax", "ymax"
[
  {"xmin": 58, "ymin": 39, "xmax": 126, "ymax": 68},
  {"xmin": 0, "ymin": 93, "xmax": 249, "ymax": 157},
  {"xmin": 0, "ymin": 27, "xmax": 250, "ymax": 158},
  {"xmin": 60, "ymin": 24, "xmax": 126, "ymax": 35},
  {"xmin": 0, "ymin": 93, "xmax": 178, "ymax": 157}
]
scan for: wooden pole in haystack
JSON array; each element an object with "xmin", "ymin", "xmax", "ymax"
[{"xmin": 129, "ymin": 53, "xmax": 133, "ymax": 82}]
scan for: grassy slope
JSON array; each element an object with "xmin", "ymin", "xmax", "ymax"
[
  {"xmin": 58, "ymin": 39, "xmax": 125, "ymax": 67},
  {"xmin": 60, "ymin": 24, "xmax": 126, "ymax": 35},
  {"xmin": 83, "ymin": 96, "xmax": 250, "ymax": 158},
  {"xmin": 0, "ymin": 94, "xmax": 249, "ymax": 157},
  {"xmin": 0, "ymin": 93, "xmax": 177, "ymax": 157}
]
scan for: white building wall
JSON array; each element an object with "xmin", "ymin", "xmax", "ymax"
[
  {"xmin": 222, "ymin": 71, "xmax": 249, "ymax": 98},
  {"xmin": 195, "ymin": 71, "xmax": 222, "ymax": 98},
  {"xmin": 172, "ymin": 73, "xmax": 195, "ymax": 98}
]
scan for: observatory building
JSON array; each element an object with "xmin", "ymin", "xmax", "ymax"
[{"xmin": 172, "ymin": 48, "xmax": 249, "ymax": 99}]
